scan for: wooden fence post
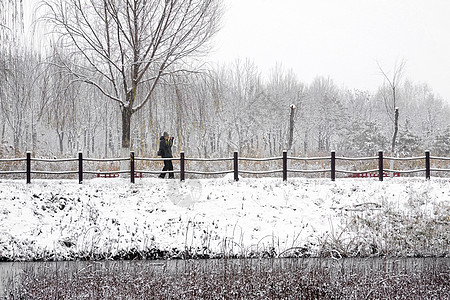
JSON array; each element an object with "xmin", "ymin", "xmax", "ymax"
[
  {"xmin": 130, "ymin": 151, "xmax": 135, "ymax": 184},
  {"xmin": 331, "ymin": 151, "xmax": 336, "ymax": 181},
  {"xmin": 78, "ymin": 152, "xmax": 83, "ymax": 184},
  {"xmin": 282, "ymin": 150, "xmax": 287, "ymax": 181},
  {"xmin": 180, "ymin": 152, "xmax": 185, "ymax": 181},
  {"xmin": 425, "ymin": 150, "xmax": 430, "ymax": 180},
  {"xmin": 234, "ymin": 151, "xmax": 239, "ymax": 181},
  {"xmin": 378, "ymin": 151, "xmax": 383, "ymax": 181},
  {"xmin": 26, "ymin": 151, "xmax": 31, "ymax": 184}
]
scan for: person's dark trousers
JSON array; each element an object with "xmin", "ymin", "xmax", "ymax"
[{"xmin": 159, "ymin": 159, "xmax": 174, "ymax": 178}]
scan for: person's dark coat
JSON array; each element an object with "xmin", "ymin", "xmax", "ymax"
[
  {"xmin": 159, "ymin": 136, "xmax": 173, "ymax": 158},
  {"xmin": 159, "ymin": 135, "xmax": 174, "ymax": 179}
]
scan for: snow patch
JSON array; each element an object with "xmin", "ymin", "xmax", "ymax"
[{"xmin": 0, "ymin": 177, "xmax": 449, "ymax": 260}]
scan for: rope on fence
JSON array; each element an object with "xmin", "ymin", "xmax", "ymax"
[
  {"xmin": 288, "ymin": 156, "xmax": 331, "ymax": 161},
  {"xmin": 136, "ymin": 157, "xmax": 181, "ymax": 161},
  {"xmin": 184, "ymin": 157, "xmax": 233, "ymax": 162},
  {"xmin": 383, "ymin": 168, "xmax": 426, "ymax": 174},
  {"xmin": 335, "ymin": 169, "xmax": 379, "ymax": 174},
  {"xmin": 287, "ymin": 169, "xmax": 331, "ymax": 173},
  {"xmin": 239, "ymin": 157, "xmax": 282, "ymax": 162},
  {"xmin": 239, "ymin": 169, "xmax": 283, "ymax": 175},
  {"xmin": 430, "ymin": 168, "xmax": 450, "ymax": 172},
  {"xmin": 384, "ymin": 156, "xmax": 426, "ymax": 161},
  {"xmin": 336, "ymin": 156, "xmax": 378, "ymax": 161},
  {"xmin": 30, "ymin": 171, "xmax": 79, "ymax": 175},
  {"xmin": 0, "ymin": 170, "xmax": 26, "ymax": 174},
  {"xmin": 430, "ymin": 156, "xmax": 450, "ymax": 161},
  {"xmin": 184, "ymin": 170, "xmax": 234, "ymax": 175},
  {"xmin": 83, "ymin": 157, "xmax": 130, "ymax": 162},
  {"xmin": 31, "ymin": 158, "xmax": 78, "ymax": 162},
  {"xmin": 135, "ymin": 170, "xmax": 181, "ymax": 175},
  {"xmin": 0, "ymin": 158, "xmax": 26, "ymax": 162},
  {"xmin": 84, "ymin": 170, "xmax": 130, "ymax": 175}
]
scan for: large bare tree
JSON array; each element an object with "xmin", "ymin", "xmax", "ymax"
[
  {"xmin": 42, "ymin": 0, "xmax": 222, "ymax": 156},
  {"xmin": 377, "ymin": 60, "xmax": 406, "ymax": 153}
]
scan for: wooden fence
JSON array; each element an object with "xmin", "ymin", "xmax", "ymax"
[{"xmin": 1, "ymin": 150, "xmax": 450, "ymax": 184}]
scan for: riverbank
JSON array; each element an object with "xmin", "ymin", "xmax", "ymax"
[{"xmin": 0, "ymin": 177, "xmax": 449, "ymax": 260}]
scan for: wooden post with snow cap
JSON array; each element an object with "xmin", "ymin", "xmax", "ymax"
[
  {"xmin": 378, "ymin": 151, "xmax": 384, "ymax": 181},
  {"xmin": 331, "ymin": 151, "xmax": 336, "ymax": 181},
  {"xmin": 180, "ymin": 151, "xmax": 185, "ymax": 181},
  {"xmin": 78, "ymin": 152, "xmax": 83, "ymax": 184},
  {"xmin": 234, "ymin": 151, "xmax": 239, "ymax": 181},
  {"xmin": 26, "ymin": 151, "xmax": 31, "ymax": 184},
  {"xmin": 130, "ymin": 151, "xmax": 135, "ymax": 184},
  {"xmin": 425, "ymin": 150, "xmax": 430, "ymax": 180},
  {"xmin": 282, "ymin": 150, "xmax": 287, "ymax": 181}
]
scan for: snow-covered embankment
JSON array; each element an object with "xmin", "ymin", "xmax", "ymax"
[{"xmin": 0, "ymin": 176, "xmax": 449, "ymax": 260}]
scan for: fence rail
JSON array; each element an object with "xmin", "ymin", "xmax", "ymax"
[{"xmin": 0, "ymin": 150, "xmax": 448, "ymax": 184}]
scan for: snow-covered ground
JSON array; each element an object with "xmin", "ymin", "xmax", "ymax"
[{"xmin": 0, "ymin": 176, "xmax": 449, "ymax": 261}]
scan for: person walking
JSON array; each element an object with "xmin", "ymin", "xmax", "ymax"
[{"xmin": 158, "ymin": 132, "xmax": 174, "ymax": 179}]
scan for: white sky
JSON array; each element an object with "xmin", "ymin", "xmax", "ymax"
[{"xmin": 209, "ymin": 0, "xmax": 450, "ymax": 100}]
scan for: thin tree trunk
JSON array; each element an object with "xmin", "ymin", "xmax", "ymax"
[
  {"xmin": 13, "ymin": 133, "xmax": 19, "ymax": 157},
  {"xmin": 390, "ymin": 107, "xmax": 399, "ymax": 178},
  {"xmin": 104, "ymin": 102, "xmax": 108, "ymax": 157},
  {"xmin": 1, "ymin": 123, "xmax": 5, "ymax": 141},
  {"xmin": 288, "ymin": 104, "xmax": 295, "ymax": 151},
  {"xmin": 391, "ymin": 107, "xmax": 399, "ymax": 153},
  {"xmin": 303, "ymin": 130, "xmax": 308, "ymax": 155},
  {"xmin": 56, "ymin": 129, "xmax": 64, "ymax": 155},
  {"xmin": 91, "ymin": 131, "xmax": 95, "ymax": 156}
]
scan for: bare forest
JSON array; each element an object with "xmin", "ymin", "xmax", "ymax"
[{"xmin": 1, "ymin": 0, "xmax": 450, "ymax": 160}]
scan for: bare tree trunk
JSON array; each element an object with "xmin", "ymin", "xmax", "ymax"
[
  {"xmin": 32, "ymin": 123, "xmax": 37, "ymax": 156},
  {"xmin": 68, "ymin": 132, "xmax": 73, "ymax": 153},
  {"xmin": 1, "ymin": 123, "xmax": 5, "ymax": 141},
  {"xmin": 104, "ymin": 127, "xmax": 108, "ymax": 157},
  {"xmin": 303, "ymin": 130, "xmax": 308, "ymax": 155},
  {"xmin": 13, "ymin": 132, "xmax": 19, "ymax": 157},
  {"xmin": 91, "ymin": 132, "xmax": 95, "ymax": 156},
  {"xmin": 108, "ymin": 130, "xmax": 114, "ymax": 156},
  {"xmin": 56, "ymin": 130, "xmax": 64, "ymax": 154},
  {"xmin": 391, "ymin": 107, "xmax": 399, "ymax": 153},
  {"xmin": 121, "ymin": 106, "xmax": 132, "ymax": 150},
  {"xmin": 121, "ymin": 106, "xmax": 132, "ymax": 170},
  {"xmin": 278, "ymin": 129, "xmax": 282, "ymax": 153},
  {"xmin": 104, "ymin": 102, "xmax": 108, "ymax": 157},
  {"xmin": 288, "ymin": 104, "xmax": 295, "ymax": 151}
]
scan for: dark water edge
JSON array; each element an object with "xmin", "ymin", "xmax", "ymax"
[{"xmin": 1, "ymin": 257, "xmax": 449, "ymax": 299}]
